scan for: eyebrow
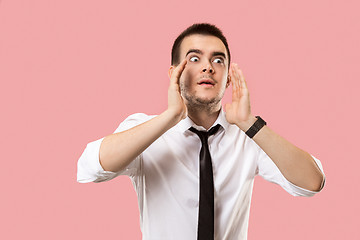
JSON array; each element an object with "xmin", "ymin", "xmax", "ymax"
[{"xmin": 185, "ymin": 49, "xmax": 227, "ymax": 59}]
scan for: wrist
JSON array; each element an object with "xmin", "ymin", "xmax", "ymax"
[
  {"xmin": 244, "ymin": 116, "xmax": 267, "ymax": 138},
  {"xmin": 235, "ymin": 115, "xmax": 257, "ymax": 132},
  {"xmin": 163, "ymin": 108, "xmax": 185, "ymax": 127}
]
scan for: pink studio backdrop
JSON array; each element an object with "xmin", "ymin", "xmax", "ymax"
[{"xmin": 1, "ymin": 0, "xmax": 359, "ymax": 239}]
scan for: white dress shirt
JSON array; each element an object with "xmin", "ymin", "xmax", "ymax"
[{"xmin": 77, "ymin": 109, "xmax": 325, "ymax": 240}]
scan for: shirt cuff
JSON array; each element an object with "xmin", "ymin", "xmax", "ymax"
[
  {"xmin": 283, "ymin": 155, "xmax": 326, "ymax": 197},
  {"xmin": 77, "ymin": 138, "xmax": 120, "ymax": 183}
]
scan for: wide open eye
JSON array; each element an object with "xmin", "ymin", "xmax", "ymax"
[
  {"xmin": 189, "ymin": 56, "xmax": 200, "ymax": 62},
  {"xmin": 213, "ymin": 58, "xmax": 224, "ymax": 64}
]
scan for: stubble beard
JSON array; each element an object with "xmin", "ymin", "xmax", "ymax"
[{"xmin": 180, "ymin": 82, "xmax": 225, "ymax": 113}]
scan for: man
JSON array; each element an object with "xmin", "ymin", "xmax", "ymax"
[{"xmin": 77, "ymin": 23, "xmax": 325, "ymax": 239}]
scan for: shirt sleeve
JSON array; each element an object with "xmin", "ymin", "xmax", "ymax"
[
  {"xmin": 256, "ymin": 148, "xmax": 325, "ymax": 197},
  {"xmin": 76, "ymin": 113, "xmax": 154, "ymax": 183}
]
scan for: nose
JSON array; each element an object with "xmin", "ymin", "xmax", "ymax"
[{"xmin": 202, "ymin": 65, "xmax": 214, "ymax": 74}]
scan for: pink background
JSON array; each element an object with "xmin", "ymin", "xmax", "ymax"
[{"xmin": 1, "ymin": 0, "xmax": 359, "ymax": 239}]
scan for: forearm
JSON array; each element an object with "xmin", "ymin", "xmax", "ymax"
[
  {"xmin": 99, "ymin": 60, "xmax": 188, "ymax": 173},
  {"xmin": 99, "ymin": 109, "xmax": 180, "ymax": 172},
  {"xmin": 237, "ymin": 116, "xmax": 324, "ymax": 192},
  {"xmin": 226, "ymin": 65, "xmax": 324, "ymax": 191}
]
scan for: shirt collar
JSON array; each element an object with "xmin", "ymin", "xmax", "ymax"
[{"xmin": 174, "ymin": 108, "xmax": 231, "ymax": 133}]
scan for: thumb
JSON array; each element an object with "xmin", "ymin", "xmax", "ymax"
[{"xmin": 225, "ymin": 103, "xmax": 231, "ymax": 113}]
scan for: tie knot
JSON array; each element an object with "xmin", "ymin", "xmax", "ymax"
[{"xmin": 189, "ymin": 124, "xmax": 221, "ymax": 142}]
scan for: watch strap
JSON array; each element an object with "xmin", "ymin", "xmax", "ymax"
[{"xmin": 245, "ymin": 116, "xmax": 266, "ymax": 138}]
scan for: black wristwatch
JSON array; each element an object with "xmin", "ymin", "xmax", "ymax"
[{"xmin": 245, "ymin": 116, "xmax": 266, "ymax": 138}]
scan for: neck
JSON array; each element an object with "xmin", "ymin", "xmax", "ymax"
[{"xmin": 187, "ymin": 104, "xmax": 221, "ymax": 130}]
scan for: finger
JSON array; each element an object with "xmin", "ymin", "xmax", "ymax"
[
  {"xmin": 171, "ymin": 59, "xmax": 187, "ymax": 83},
  {"xmin": 237, "ymin": 67, "xmax": 248, "ymax": 90},
  {"xmin": 231, "ymin": 63, "xmax": 241, "ymax": 91},
  {"xmin": 232, "ymin": 64, "xmax": 247, "ymax": 89},
  {"xmin": 230, "ymin": 64, "xmax": 241, "ymax": 100}
]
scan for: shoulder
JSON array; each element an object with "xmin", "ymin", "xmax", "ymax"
[
  {"xmin": 114, "ymin": 113, "xmax": 157, "ymax": 133},
  {"xmin": 123, "ymin": 112, "xmax": 156, "ymax": 122}
]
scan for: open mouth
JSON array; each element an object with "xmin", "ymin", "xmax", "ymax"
[{"xmin": 198, "ymin": 79, "xmax": 215, "ymax": 86}]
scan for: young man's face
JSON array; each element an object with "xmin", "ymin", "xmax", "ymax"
[{"xmin": 177, "ymin": 34, "xmax": 230, "ymax": 110}]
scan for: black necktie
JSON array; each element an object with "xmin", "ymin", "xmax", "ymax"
[{"xmin": 189, "ymin": 124, "xmax": 221, "ymax": 240}]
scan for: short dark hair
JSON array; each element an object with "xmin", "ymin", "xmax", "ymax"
[{"xmin": 171, "ymin": 23, "xmax": 231, "ymax": 66}]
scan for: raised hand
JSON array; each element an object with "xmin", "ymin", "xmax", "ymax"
[
  {"xmin": 167, "ymin": 59, "xmax": 188, "ymax": 122},
  {"xmin": 225, "ymin": 63, "xmax": 256, "ymax": 131}
]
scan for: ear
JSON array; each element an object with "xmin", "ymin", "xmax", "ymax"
[
  {"xmin": 168, "ymin": 66, "xmax": 175, "ymax": 79},
  {"xmin": 226, "ymin": 75, "xmax": 231, "ymax": 88}
]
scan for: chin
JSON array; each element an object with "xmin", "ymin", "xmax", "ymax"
[
  {"xmin": 183, "ymin": 89, "xmax": 223, "ymax": 107},
  {"xmin": 194, "ymin": 96, "xmax": 221, "ymax": 106}
]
